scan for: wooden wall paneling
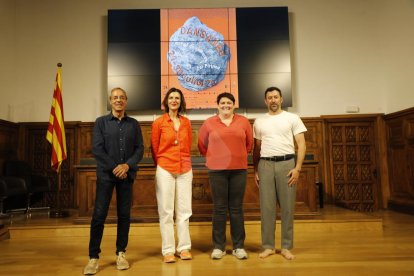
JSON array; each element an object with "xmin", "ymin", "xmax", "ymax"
[
  {"xmin": 74, "ymin": 117, "xmax": 323, "ymax": 221},
  {"xmin": 20, "ymin": 123, "xmax": 54, "ymax": 208},
  {"xmin": 77, "ymin": 118, "xmax": 324, "ymax": 160},
  {"xmin": 188, "ymin": 120, "xmax": 202, "ymax": 156},
  {"xmin": 75, "ymin": 165, "xmax": 160, "ymax": 223},
  {"xmin": 243, "ymin": 167, "xmax": 260, "ymax": 219},
  {"xmin": 74, "ymin": 161, "xmax": 319, "ymax": 223},
  {"xmin": 407, "ymin": 118, "xmax": 414, "ymax": 199},
  {"xmin": 385, "ymin": 107, "xmax": 414, "ymax": 213},
  {"xmin": 191, "ymin": 128, "xmax": 201, "ymax": 156},
  {"xmin": 21, "ymin": 122, "xmax": 78, "ymax": 209},
  {"xmin": 140, "ymin": 123, "xmax": 153, "ymax": 159},
  {"xmin": 10, "ymin": 108, "xmax": 414, "ymax": 217},
  {"xmin": 296, "ymin": 163, "xmax": 318, "ymax": 213},
  {"xmin": 301, "ymin": 118, "xmax": 325, "ymax": 206},
  {"xmin": 375, "ymin": 115, "xmax": 389, "ymax": 208},
  {"xmin": 190, "ymin": 167, "xmax": 212, "ymax": 220},
  {"xmin": 131, "ymin": 166, "xmax": 158, "ymax": 220},
  {"xmin": 408, "ymin": 143, "xmax": 414, "ymax": 197},
  {"xmin": 77, "ymin": 122, "xmax": 94, "ymax": 162},
  {"xmin": 75, "ymin": 166, "xmax": 96, "ymax": 217},
  {"xmin": 386, "ymin": 119, "xmax": 406, "ymax": 200},
  {"xmin": 387, "ymin": 117, "xmax": 409, "ymax": 198},
  {"xmin": 0, "ymin": 120, "xmax": 19, "ymax": 171},
  {"xmin": 0, "ymin": 113, "xmax": 326, "ymax": 221}
]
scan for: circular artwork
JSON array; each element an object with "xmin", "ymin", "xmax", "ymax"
[{"xmin": 168, "ymin": 16, "xmax": 231, "ymax": 91}]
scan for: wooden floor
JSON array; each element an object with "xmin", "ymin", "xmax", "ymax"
[{"xmin": 1, "ymin": 205, "xmax": 414, "ymax": 276}]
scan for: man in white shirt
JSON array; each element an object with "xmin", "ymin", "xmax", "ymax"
[{"xmin": 253, "ymin": 86, "xmax": 307, "ymax": 260}]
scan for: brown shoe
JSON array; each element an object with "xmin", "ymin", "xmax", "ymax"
[
  {"xmin": 163, "ymin": 253, "xmax": 176, "ymax": 263},
  {"xmin": 179, "ymin": 250, "xmax": 192, "ymax": 260}
]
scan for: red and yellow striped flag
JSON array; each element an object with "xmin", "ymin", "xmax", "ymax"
[{"xmin": 46, "ymin": 64, "xmax": 67, "ymax": 172}]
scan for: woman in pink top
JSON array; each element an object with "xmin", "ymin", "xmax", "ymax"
[
  {"xmin": 198, "ymin": 92, "xmax": 253, "ymax": 260},
  {"xmin": 151, "ymin": 88, "xmax": 193, "ymax": 263}
]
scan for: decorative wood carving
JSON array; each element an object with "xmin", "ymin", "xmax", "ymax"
[
  {"xmin": 19, "ymin": 122, "xmax": 78, "ymax": 208},
  {"xmin": 323, "ymin": 115, "xmax": 382, "ymax": 212}
]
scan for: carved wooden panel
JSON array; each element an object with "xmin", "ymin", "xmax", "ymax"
[
  {"xmin": 326, "ymin": 120, "xmax": 378, "ymax": 212},
  {"xmin": 22, "ymin": 122, "xmax": 77, "ymax": 208}
]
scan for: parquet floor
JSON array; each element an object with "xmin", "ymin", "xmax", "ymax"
[{"xmin": 0, "ymin": 205, "xmax": 413, "ymax": 275}]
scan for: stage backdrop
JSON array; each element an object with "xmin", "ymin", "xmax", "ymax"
[{"xmin": 107, "ymin": 7, "xmax": 292, "ymax": 111}]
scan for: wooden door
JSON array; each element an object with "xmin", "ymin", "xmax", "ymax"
[{"xmin": 326, "ymin": 119, "xmax": 379, "ymax": 211}]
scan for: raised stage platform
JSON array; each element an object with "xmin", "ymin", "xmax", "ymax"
[{"xmin": 1, "ymin": 205, "xmax": 414, "ymax": 276}]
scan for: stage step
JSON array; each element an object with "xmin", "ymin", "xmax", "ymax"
[{"xmin": 0, "ymin": 223, "xmax": 10, "ymax": 241}]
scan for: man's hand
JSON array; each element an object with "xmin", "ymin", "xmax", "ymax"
[
  {"xmin": 254, "ymin": 171, "xmax": 260, "ymax": 188},
  {"xmin": 287, "ymin": 168, "xmax": 300, "ymax": 186},
  {"xmin": 113, "ymin": 164, "xmax": 129, "ymax": 179}
]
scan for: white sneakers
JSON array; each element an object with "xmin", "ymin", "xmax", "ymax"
[
  {"xmin": 232, "ymin": 248, "xmax": 248, "ymax": 259},
  {"xmin": 211, "ymin": 249, "xmax": 226, "ymax": 259},
  {"xmin": 83, "ymin": 258, "xmax": 99, "ymax": 275},
  {"xmin": 211, "ymin": 248, "xmax": 248, "ymax": 260},
  {"xmin": 116, "ymin": 252, "xmax": 130, "ymax": 270},
  {"xmin": 84, "ymin": 252, "xmax": 129, "ymax": 275}
]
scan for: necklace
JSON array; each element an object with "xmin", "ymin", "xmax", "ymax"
[
  {"xmin": 174, "ymin": 129, "xmax": 179, "ymax": 145},
  {"xmin": 170, "ymin": 116, "xmax": 180, "ymax": 145}
]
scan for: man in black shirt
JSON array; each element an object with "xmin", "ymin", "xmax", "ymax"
[{"xmin": 84, "ymin": 87, "xmax": 144, "ymax": 275}]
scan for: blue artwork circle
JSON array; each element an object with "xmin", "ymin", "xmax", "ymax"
[{"xmin": 168, "ymin": 16, "xmax": 231, "ymax": 91}]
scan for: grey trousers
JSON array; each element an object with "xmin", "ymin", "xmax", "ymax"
[{"xmin": 258, "ymin": 158, "xmax": 296, "ymax": 250}]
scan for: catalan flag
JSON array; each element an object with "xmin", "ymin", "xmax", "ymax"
[{"xmin": 46, "ymin": 64, "xmax": 67, "ymax": 172}]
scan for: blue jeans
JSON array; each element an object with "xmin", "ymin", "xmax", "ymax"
[
  {"xmin": 208, "ymin": 170, "xmax": 247, "ymax": 250},
  {"xmin": 88, "ymin": 178, "xmax": 133, "ymax": 258}
]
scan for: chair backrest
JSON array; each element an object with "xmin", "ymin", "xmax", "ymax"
[
  {"xmin": 0, "ymin": 177, "xmax": 6, "ymax": 197},
  {"xmin": 0, "ymin": 176, "xmax": 27, "ymax": 197},
  {"xmin": 4, "ymin": 160, "xmax": 32, "ymax": 186}
]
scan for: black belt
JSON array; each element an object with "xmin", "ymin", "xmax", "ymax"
[{"xmin": 260, "ymin": 154, "xmax": 295, "ymax": 162}]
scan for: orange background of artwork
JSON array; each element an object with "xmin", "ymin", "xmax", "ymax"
[{"xmin": 160, "ymin": 8, "xmax": 239, "ymax": 109}]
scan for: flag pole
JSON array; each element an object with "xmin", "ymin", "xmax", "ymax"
[
  {"xmin": 49, "ymin": 62, "xmax": 69, "ymax": 218},
  {"xmin": 50, "ymin": 167, "xmax": 69, "ymax": 218}
]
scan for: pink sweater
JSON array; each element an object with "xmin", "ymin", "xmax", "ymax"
[{"xmin": 198, "ymin": 114, "xmax": 253, "ymax": 170}]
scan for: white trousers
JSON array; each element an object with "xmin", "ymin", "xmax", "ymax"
[{"xmin": 155, "ymin": 165, "xmax": 193, "ymax": 255}]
